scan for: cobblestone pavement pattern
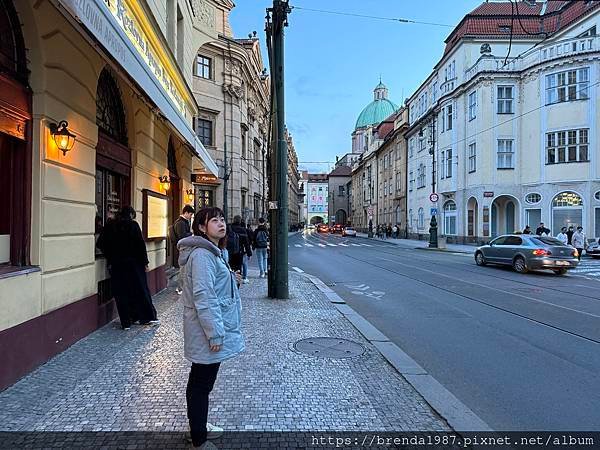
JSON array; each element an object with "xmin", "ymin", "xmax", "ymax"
[{"xmin": 0, "ymin": 271, "xmax": 449, "ymax": 448}]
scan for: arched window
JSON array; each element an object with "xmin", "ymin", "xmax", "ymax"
[
  {"xmin": 552, "ymin": 191, "xmax": 583, "ymax": 235},
  {"xmin": 94, "ymin": 69, "xmax": 131, "ymax": 241},
  {"xmin": 418, "ymin": 207, "xmax": 424, "ymax": 229},
  {"xmin": 443, "ymin": 200, "xmax": 457, "ymax": 235},
  {"xmin": 0, "ymin": 0, "xmax": 28, "ymax": 82},
  {"xmin": 96, "ymin": 69, "xmax": 127, "ymax": 145}
]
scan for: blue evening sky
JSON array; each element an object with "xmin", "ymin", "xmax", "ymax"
[{"xmin": 229, "ymin": 0, "xmax": 482, "ymax": 173}]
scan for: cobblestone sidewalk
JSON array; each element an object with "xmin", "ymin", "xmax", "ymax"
[{"xmin": 0, "ymin": 270, "xmax": 449, "ymax": 448}]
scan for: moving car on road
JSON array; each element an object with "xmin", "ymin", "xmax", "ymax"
[
  {"xmin": 586, "ymin": 239, "xmax": 600, "ymax": 259},
  {"xmin": 307, "ymin": 224, "xmax": 315, "ymax": 230},
  {"xmin": 342, "ymin": 226, "xmax": 356, "ymax": 237},
  {"xmin": 317, "ymin": 224, "xmax": 329, "ymax": 233},
  {"xmin": 474, "ymin": 234, "xmax": 579, "ymax": 275},
  {"xmin": 331, "ymin": 224, "xmax": 343, "ymax": 234}
]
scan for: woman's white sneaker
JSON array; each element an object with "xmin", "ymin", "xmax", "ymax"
[{"xmin": 206, "ymin": 422, "xmax": 224, "ymax": 439}]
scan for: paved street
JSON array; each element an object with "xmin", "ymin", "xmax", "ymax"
[
  {"xmin": 0, "ymin": 269, "xmax": 448, "ymax": 448},
  {"xmin": 289, "ymin": 230, "xmax": 600, "ymax": 430}
]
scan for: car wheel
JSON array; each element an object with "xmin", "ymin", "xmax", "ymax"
[
  {"xmin": 553, "ymin": 268, "xmax": 568, "ymax": 275},
  {"xmin": 513, "ymin": 256, "xmax": 528, "ymax": 274},
  {"xmin": 475, "ymin": 252, "xmax": 487, "ymax": 266}
]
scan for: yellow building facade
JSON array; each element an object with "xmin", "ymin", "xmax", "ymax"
[{"xmin": 0, "ymin": 0, "xmax": 219, "ymax": 389}]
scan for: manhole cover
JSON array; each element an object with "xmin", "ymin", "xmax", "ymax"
[{"xmin": 293, "ymin": 337, "xmax": 365, "ymax": 359}]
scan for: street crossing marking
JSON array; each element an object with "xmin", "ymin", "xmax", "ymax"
[
  {"xmin": 350, "ymin": 243, "xmax": 360, "ymax": 247},
  {"xmin": 292, "ymin": 266, "xmax": 304, "ymax": 273},
  {"xmin": 305, "ymin": 243, "xmax": 314, "ymax": 247},
  {"xmin": 339, "ymin": 243, "xmax": 349, "ymax": 247},
  {"xmin": 327, "ymin": 243, "xmax": 337, "ymax": 247},
  {"xmin": 294, "ymin": 244, "xmax": 302, "ymax": 247},
  {"xmin": 317, "ymin": 244, "xmax": 326, "ymax": 247}
]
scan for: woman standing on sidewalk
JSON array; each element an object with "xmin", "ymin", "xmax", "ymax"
[{"xmin": 177, "ymin": 207, "xmax": 245, "ymax": 449}]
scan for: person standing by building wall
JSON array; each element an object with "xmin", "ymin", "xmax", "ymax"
[
  {"xmin": 96, "ymin": 206, "xmax": 158, "ymax": 330},
  {"xmin": 177, "ymin": 207, "xmax": 244, "ymax": 449}
]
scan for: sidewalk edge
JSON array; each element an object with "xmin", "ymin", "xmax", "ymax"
[{"xmin": 302, "ymin": 272, "xmax": 493, "ymax": 433}]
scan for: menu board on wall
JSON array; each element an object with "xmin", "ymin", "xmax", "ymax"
[{"xmin": 143, "ymin": 190, "xmax": 168, "ymax": 240}]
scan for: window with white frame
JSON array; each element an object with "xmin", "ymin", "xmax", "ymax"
[
  {"xmin": 468, "ymin": 91, "xmax": 477, "ymax": 120},
  {"xmin": 546, "ymin": 129, "xmax": 589, "ymax": 164},
  {"xmin": 497, "ymin": 139, "xmax": 514, "ymax": 169},
  {"xmin": 418, "ymin": 134, "xmax": 426, "ymax": 152},
  {"xmin": 409, "ymin": 138, "xmax": 414, "ymax": 157},
  {"xmin": 443, "ymin": 201, "xmax": 457, "ymax": 235},
  {"xmin": 418, "ymin": 207, "xmax": 424, "ymax": 229},
  {"xmin": 546, "ymin": 68, "xmax": 589, "ymax": 104},
  {"xmin": 446, "ymin": 149, "xmax": 453, "ymax": 178},
  {"xmin": 497, "ymin": 86, "xmax": 514, "ymax": 113},
  {"xmin": 389, "ymin": 177, "xmax": 393, "ymax": 195},
  {"xmin": 417, "ymin": 164, "xmax": 426, "ymax": 188},
  {"xmin": 409, "ymin": 171, "xmax": 414, "ymax": 191},
  {"xmin": 468, "ymin": 143, "xmax": 476, "ymax": 173},
  {"xmin": 446, "ymin": 104, "xmax": 453, "ymax": 130},
  {"xmin": 195, "ymin": 55, "xmax": 212, "ymax": 79},
  {"xmin": 383, "ymin": 180, "xmax": 387, "ymax": 197},
  {"xmin": 440, "ymin": 151, "xmax": 446, "ymax": 178}
]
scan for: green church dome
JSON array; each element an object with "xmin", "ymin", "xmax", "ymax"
[{"xmin": 355, "ymin": 81, "xmax": 399, "ymax": 130}]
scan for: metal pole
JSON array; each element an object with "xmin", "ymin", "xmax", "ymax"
[
  {"xmin": 269, "ymin": 0, "xmax": 290, "ymax": 299},
  {"xmin": 429, "ymin": 114, "xmax": 438, "ymax": 248}
]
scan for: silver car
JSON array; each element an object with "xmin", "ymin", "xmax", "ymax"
[{"xmin": 474, "ymin": 234, "xmax": 579, "ymax": 275}]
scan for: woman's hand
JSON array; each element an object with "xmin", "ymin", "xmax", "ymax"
[
  {"xmin": 210, "ymin": 343, "xmax": 222, "ymax": 352},
  {"xmin": 235, "ymin": 270, "xmax": 242, "ymax": 286}
]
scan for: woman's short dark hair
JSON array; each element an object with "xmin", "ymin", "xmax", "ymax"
[{"xmin": 192, "ymin": 207, "xmax": 226, "ymax": 249}]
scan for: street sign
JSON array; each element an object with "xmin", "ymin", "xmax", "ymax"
[
  {"xmin": 430, "ymin": 207, "xmax": 438, "ymax": 216},
  {"xmin": 429, "ymin": 193, "xmax": 439, "ymax": 202},
  {"xmin": 268, "ymin": 201, "xmax": 278, "ymax": 210},
  {"xmin": 483, "ymin": 191, "xmax": 494, "ymax": 198},
  {"xmin": 367, "ymin": 206, "xmax": 374, "ymax": 216}
]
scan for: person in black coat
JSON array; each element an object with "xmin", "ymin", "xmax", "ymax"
[
  {"xmin": 228, "ymin": 215, "xmax": 252, "ymax": 273},
  {"xmin": 97, "ymin": 206, "xmax": 158, "ymax": 330},
  {"xmin": 172, "ymin": 205, "xmax": 194, "ymax": 269}
]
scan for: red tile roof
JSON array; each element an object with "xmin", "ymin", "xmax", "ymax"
[
  {"xmin": 443, "ymin": 0, "xmax": 599, "ymax": 56},
  {"xmin": 328, "ymin": 165, "xmax": 352, "ymax": 177}
]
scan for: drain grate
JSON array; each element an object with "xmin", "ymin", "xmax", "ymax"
[{"xmin": 293, "ymin": 337, "xmax": 365, "ymax": 359}]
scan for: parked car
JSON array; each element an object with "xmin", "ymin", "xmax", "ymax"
[
  {"xmin": 331, "ymin": 224, "xmax": 343, "ymax": 234},
  {"xmin": 342, "ymin": 226, "xmax": 356, "ymax": 237},
  {"xmin": 317, "ymin": 224, "xmax": 329, "ymax": 233},
  {"xmin": 474, "ymin": 234, "xmax": 579, "ymax": 275},
  {"xmin": 307, "ymin": 224, "xmax": 315, "ymax": 230},
  {"xmin": 586, "ymin": 239, "xmax": 600, "ymax": 258}
]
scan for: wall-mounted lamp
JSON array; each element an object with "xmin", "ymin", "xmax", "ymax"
[
  {"xmin": 158, "ymin": 175, "xmax": 171, "ymax": 192},
  {"xmin": 50, "ymin": 120, "xmax": 76, "ymax": 156},
  {"xmin": 185, "ymin": 188, "xmax": 194, "ymax": 203}
]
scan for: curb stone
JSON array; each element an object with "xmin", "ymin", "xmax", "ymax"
[{"xmin": 302, "ymin": 272, "xmax": 493, "ymax": 433}]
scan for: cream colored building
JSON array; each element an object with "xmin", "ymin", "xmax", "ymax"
[
  {"xmin": 0, "ymin": 0, "xmax": 218, "ymax": 389},
  {"xmin": 191, "ymin": 3, "xmax": 270, "ymax": 224},
  {"xmin": 350, "ymin": 108, "xmax": 408, "ymax": 232},
  {"xmin": 287, "ymin": 131, "xmax": 300, "ymax": 228},
  {"xmin": 407, "ymin": 0, "xmax": 600, "ymax": 243}
]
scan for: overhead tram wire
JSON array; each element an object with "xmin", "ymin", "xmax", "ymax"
[{"xmin": 290, "ymin": 6, "xmax": 454, "ymax": 28}]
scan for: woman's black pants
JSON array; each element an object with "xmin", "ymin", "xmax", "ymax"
[{"xmin": 187, "ymin": 362, "xmax": 221, "ymax": 447}]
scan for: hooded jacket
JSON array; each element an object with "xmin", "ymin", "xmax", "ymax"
[{"xmin": 178, "ymin": 235, "xmax": 245, "ymax": 364}]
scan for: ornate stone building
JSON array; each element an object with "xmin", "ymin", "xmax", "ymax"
[
  {"xmin": 191, "ymin": 1, "xmax": 270, "ymax": 224},
  {"xmin": 287, "ymin": 130, "xmax": 300, "ymax": 228}
]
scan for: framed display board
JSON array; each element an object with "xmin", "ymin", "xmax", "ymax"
[{"xmin": 142, "ymin": 189, "xmax": 168, "ymax": 240}]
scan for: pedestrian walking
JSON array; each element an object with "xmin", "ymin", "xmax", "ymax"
[
  {"xmin": 252, "ymin": 218, "xmax": 269, "ymax": 278},
  {"xmin": 523, "ymin": 225, "xmax": 532, "ymax": 234},
  {"xmin": 566, "ymin": 226, "xmax": 575, "ymax": 245},
  {"xmin": 386, "ymin": 225, "xmax": 392, "ymax": 239},
  {"xmin": 392, "ymin": 224, "xmax": 398, "ymax": 239},
  {"xmin": 572, "ymin": 226, "xmax": 586, "ymax": 261},
  {"xmin": 239, "ymin": 220, "xmax": 251, "ymax": 284},
  {"xmin": 177, "ymin": 207, "xmax": 245, "ymax": 449},
  {"xmin": 556, "ymin": 227, "xmax": 568, "ymax": 245},
  {"xmin": 169, "ymin": 205, "xmax": 195, "ymax": 294},
  {"xmin": 96, "ymin": 206, "xmax": 158, "ymax": 330},
  {"xmin": 227, "ymin": 215, "xmax": 252, "ymax": 277},
  {"xmin": 535, "ymin": 222, "xmax": 550, "ymax": 236}
]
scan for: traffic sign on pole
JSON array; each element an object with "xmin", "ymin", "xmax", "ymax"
[
  {"xmin": 429, "ymin": 193, "xmax": 439, "ymax": 203},
  {"xmin": 430, "ymin": 207, "xmax": 438, "ymax": 216}
]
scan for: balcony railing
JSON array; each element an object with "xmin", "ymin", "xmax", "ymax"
[{"xmin": 464, "ymin": 35, "xmax": 599, "ymax": 81}]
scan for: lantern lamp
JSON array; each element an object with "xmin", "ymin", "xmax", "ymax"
[
  {"xmin": 159, "ymin": 175, "xmax": 171, "ymax": 191},
  {"xmin": 50, "ymin": 121, "xmax": 76, "ymax": 156}
]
